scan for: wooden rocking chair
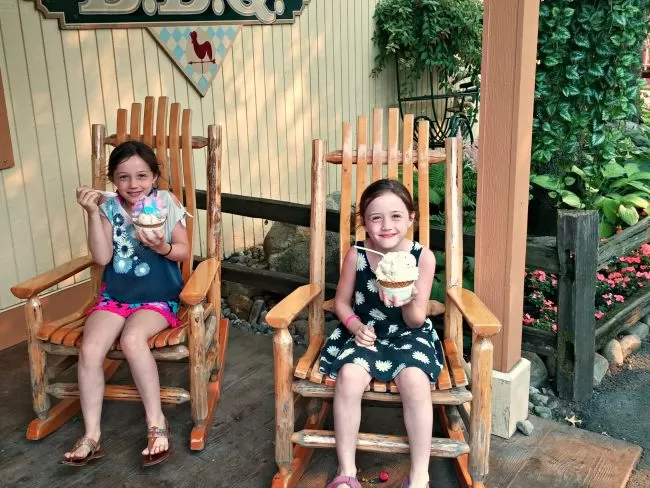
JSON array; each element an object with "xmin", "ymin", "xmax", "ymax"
[
  {"xmin": 10, "ymin": 96, "xmax": 227, "ymax": 451},
  {"xmin": 266, "ymin": 109, "xmax": 501, "ymax": 487}
]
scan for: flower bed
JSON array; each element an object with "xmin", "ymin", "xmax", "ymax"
[{"xmin": 523, "ymin": 243, "xmax": 650, "ymax": 333}]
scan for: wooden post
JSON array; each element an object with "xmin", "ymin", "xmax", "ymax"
[
  {"xmin": 26, "ymin": 297, "xmax": 50, "ymax": 419},
  {"xmin": 555, "ymin": 210, "xmax": 599, "ymax": 401},
  {"xmin": 474, "ymin": 0, "xmax": 541, "ymax": 372},
  {"xmin": 189, "ymin": 304, "xmax": 208, "ymax": 426}
]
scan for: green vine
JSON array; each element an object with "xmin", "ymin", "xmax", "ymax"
[
  {"xmin": 371, "ymin": 0, "xmax": 483, "ymax": 93},
  {"xmin": 532, "ymin": 0, "xmax": 649, "ymax": 175}
]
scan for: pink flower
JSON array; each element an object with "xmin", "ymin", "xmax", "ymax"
[
  {"xmin": 614, "ymin": 295, "xmax": 624, "ymax": 303},
  {"xmin": 552, "ymin": 324, "xmax": 558, "ymax": 333},
  {"xmin": 595, "ymin": 311, "xmax": 604, "ymax": 319},
  {"xmin": 640, "ymin": 243, "xmax": 650, "ymax": 256},
  {"xmin": 596, "ymin": 273, "xmax": 606, "ymax": 281},
  {"xmin": 523, "ymin": 314, "xmax": 534, "ymax": 325}
]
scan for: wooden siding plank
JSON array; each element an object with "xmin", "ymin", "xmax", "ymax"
[
  {"xmin": 112, "ymin": 30, "xmax": 134, "ymax": 108},
  {"xmin": 95, "ymin": 30, "xmax": 120, "ymax": 135},
  {"xmin": 127, "ymin": 30, "xmax": 149, "ymax": 103},
  {"xmin": 142, "ymin": 30, "xmax": 162, "ymax": 98}
]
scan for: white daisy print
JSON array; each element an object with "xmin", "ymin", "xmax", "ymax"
[
  {"xmin": 377, "ymin": 339, "xmax": 389, "ymax": 346},
  {"xmin": 416, "ymin": 337, "xmax": 431, "ymax": 347},
  {"xmin": 413, "ymin": 241, "xmax": 422, "ymax": 250},
  {"xmin": 367, "ymin": 279, "xmax": 378, "ymax": 294},
  {"xmin": 400, "ymin": 343, "xmax": 413, "ymax": 350},
  {"xmin": 113, "ymin": 257, "xmax": 133, "ymax": 274},
  {"xmin": 388, "ymin": 324, "xmax": 399, "ymax": 334},
  {"xmin": 338, "ymin": 348, "xmax": 355, "ymax": 360},
  {"xmin": 375, "ymin": 360, "xmax": 393, "ymax": 372},
  {"xmin": 353, "ymin": 357, "xmax": 370, "ymax": 372},
  {"xmin": 356, "ymin": 253, "xmax": 367, "ymax": 271},
  {"xmin": 330, "ymin": 328, "xmax": 342, "ymax": 341},
  {"xmin": 400, "ymin": 330, "xmax": 412, "ymax": 336},
  {"xmin": 413, "ymin": 351, "xmax": 431, "ymax": 364},
  {"xmin": 355, "ymin": 291, "xmax": 365, "ymax": 305},
  {"xmin": 369, "ymin": 308, "xmax": 387, "ymax": 321},
  {"xmin": 134, "ymin": 262, "xmax": 151, "ymax": 277},
  {"xmin": 326, "ymin": 345, "xmax": 340, "ymax": 357},
  {"xmin": 367, "ymin": 320, "xmax": 376, "ymax": 328},
  {"xmin": 115, "ymin": 235, "xmax": 134, "ymax": 259},
  {"xmin": 365, "ymin": 345, "xmax": 378, "ymax": 352},
  {"xmin": 393, "ymin": 363, "xmax": 407, "ymax": 375}
]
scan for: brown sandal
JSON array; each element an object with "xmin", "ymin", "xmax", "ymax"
[
  {"xmin": 141, "ymin": 419, "xmax": 171, "ymax": 467},
  {"xmin": 60, "ymin": 436, "xmax": 105, "ymax": 466}
]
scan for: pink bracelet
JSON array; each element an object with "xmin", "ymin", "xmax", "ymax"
[{"xmin": 344, "ymin": 314, "xmax": 360, "ymax": 329}]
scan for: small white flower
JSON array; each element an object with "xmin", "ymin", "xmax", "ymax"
[
  {"xmin": 375, "ymin": 360, "xmax": 393, "ymax": 372},
  {"xmin": 377, "ymin": 339, "xmax": 389, "ymax": 346},
  {"xmin": 330, "ymin": 328, "xmax": 342, "ymax": 340},
  {"xmin": 413, "ymin": 242, "xmax": 422, "ymax": 250},
  {"xmin": 413, "ymin": 351, "xmax": 430, "ymax": 364},
  {"xmin": 356, "ymin": 253, "xmax": 367, "ymax": 271},
  {"xmin": 400, "ymin": 330, "xmax": 412, "ymax": 336},
  {"xmin": 134, "ymin": 262, "xmax": 150, "ymax": 277},
  {"xmin": 366, "ymin": 320, "xmax": 376, "ymax": 327},
  {"xmin": 369, "ymin": 308, "xmax": 386, "ymax": 321},
  {"xmin": 338, "ymin": 348, "xmax": 355, "ymax": 360},
  {"xmin": 353, "ymin": 357, "xmax": 370, "ymax": 372},
  {"xmin": 327, "ymin": 345, "xmax": 340, "ymax": 356},
  {"xmin": 393, "ymin": 363, "xmax": 407, "ymax": 375},
  {"xmin": 115, "ymin": 235, "xmax": 135, "ymax": 259},
  {"xmin": 367, "ymin": 279, "xmax": 378, "ymax": 293},
  {"xmin": 400, "ymin": 343, "xmax": 413, "ymax": 350},
  {"xmin": 388, "ymin": 324, "xmax": 399, "ymax": 334},
  {"xmin": 416, "ymin": 337, "xmax": 431, "ymax": 347},
  {"xmin": 355, "ymin": 291, "xmax": 365, "ymax": 305}
]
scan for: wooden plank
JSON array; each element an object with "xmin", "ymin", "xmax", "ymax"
[
  {"xmin": 180, "ymin": 108, "xmax": 195, "ymax": 282},
  {"xmin": 142, "ymin": 96, "xmax": 155, "ymax": 147},
  {"xmin": 129, "ymin": 102, "xmax": 141, "ymax": 141},
  {"xmin": 112, "ymin": 30, "xmax": 134, "ymax": 108},
  {"xmin": 595, "ymin": 288, "xmax": 650, "ymax": 349},
  {"xmin": 444, "ymin": 338, "xmax": 468, "ymax": 388},
  {"xmin": 355, "ymin": 116, "xmax": 368, "ymax": 243},
  {"xmin": 403, "ymin": 114, "xmax": 415, "ymax": 241},
  {"xmin": 168, "ymin": 103, "xmax": 182, "ymax": 197},
  {"xmin": 436, "ymin": 352, "xmax": 453, "ymax": 390},
  {"xmin": 325, "ymin": 148, "xmax": 445, "ymax": 165},
  {"xmin": 521, "ymin": 326, "xmax": 557, "ymax": 357},
  {"xmin": 387, "ymin": 108, "xmax": 399, "ymax": 179},
  {"xmin": 155, "ymin": 96, "xmax": 169, "ymax": 189},
  {"xmin": 555, "ymin": 210, "xmax": 599, "ymax": 401},
  {"xmin": 597, "ymin": 217, "xmax": 650, "ymax": 268},
  {"xmin": 371, "ymin": 108, "xmax": 383, "ymax": 181},
  {"xmin": 340, "ymin": 122, "xmax": 353, "ymax": 263}
]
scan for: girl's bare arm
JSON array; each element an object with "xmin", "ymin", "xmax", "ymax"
[{"xmin": 402, "ymin": 248, "xmax": 436, "ymax": 328}]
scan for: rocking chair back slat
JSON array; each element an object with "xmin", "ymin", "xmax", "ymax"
[
  {"xmin": 143, "ymin": 96, "xmax": 155, "ymax": 146},
  {"xmin": 372, "ymin": 108, "xmax": 383, "ymax": 181},
  {"xmin": 116, "ymin": 109, "xmax": 128, "ymax": 145},
  {"xmin": 354, "ymin": 115, "xmax": 368, "ymax": 243},
  {"xmin": 206, "ymin": 125, "xmax": 223, "ymax": 318},
  {"xmin": 387, "ymin": 108, "xmax": 399, "ymax": 180},
  {"xmin": 181, "ymin": 108, "xmax": 196, "ymax": 282},
  {"xmin": 129, "ymin": 102, "xmax": 141, "ymax": 141},
  {"xmin": 402, "ymin": 114, "xmax": 415, "ymax": 241},
  {"xmin": 444, "ymin": 135, "xmax": 464, "ymax": 353},
  {"xmin": 340, "ymin": 121, "xmax": 354, "ymax": 264},
  {"xmin": 156, "ymin": 97, "xmax": 169, "ymax": 189},
  {"xmin": 417, "ymin": 119, "xmax": 430, "ymax": 248},
  {"xmin": 167, "ymin": 103, "xmax": 182, "ymax": 196}
]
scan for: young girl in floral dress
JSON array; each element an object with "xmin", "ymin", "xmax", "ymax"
[
  {"xmin": 63, "ymin": 141, "xmax": 189, "ymax": 467},
  {"xmin": 320, "ymin": 179, "xmax": 443, "ymax": 488}
]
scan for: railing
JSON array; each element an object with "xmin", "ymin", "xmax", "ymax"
[{"xmin": 198, "ymin": 192, "xmax": 650, "ymax": 401}]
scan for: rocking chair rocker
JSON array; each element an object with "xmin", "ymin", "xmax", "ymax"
[
  {"xmin": 266, "ymin": 108, "xmax": 501, "ymax": 488},
  {"xmin": 10, "ymin": 96, "xmax": 227, "ymax": 451}
]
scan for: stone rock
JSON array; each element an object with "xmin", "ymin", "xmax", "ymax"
[
  {"xmin": 546, "ymin": 398, "xmax": 560, "ymax": 410},
  {"xmin": 619, "ymin": 334, "xmax": 642, "ymax": 358},
  {"xmin": 593, "ymin": 352, "xmax": 609, "ymax": 387},
  {"xmin": 227, "ymin": 294, "xmax": 253, "ymax": 320},
  {"xmin": 248, "ymin": 299, "xmax": 265, "ymax": 325},
  {"xmin": 602, "ymin": 339, "xmax": 624, "ymax": 366},
  {"xmin": 627, "ymin": 322, "xmax": 649, "ymax": 341},
  {"xmin": 534, "ymin": 405, "xmax": 552, "ymax": 419},
  {"xmin": 533, "ymin": 394, "xmax": 549, "ymax": 406},
  {"xmin": 291, "ymin": 319, "xmax": 309, "ymax": 339},
  {"xmin": 522, "ymin": 351, "xmax": 548, "ymax": 388},
  {"xmin": 222, "ymin": 280, "xmax": 264, "ymax": 299},
  {"xmin": 529, "ymin": 386, "xmax": 540, "ymax": 396},
  {"xmin": 517, "ymin": 419, "xmax": 535, "ymax": 436},
  {"xmin": 528, "ymin": 402, "xmax": 534, "ymax": 411},
  {"xmin": 544, "ymin": 355, "xmax": 557, "ymax": 378}
]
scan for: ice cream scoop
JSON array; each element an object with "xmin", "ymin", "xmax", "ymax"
[{"xmin": 375, "ymin": 251, "xmax": 419, "ymax": 302}]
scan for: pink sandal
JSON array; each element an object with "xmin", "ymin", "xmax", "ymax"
[{"xmin": 326, "ymin": 475, "xmax": 362, "ymax": 488}]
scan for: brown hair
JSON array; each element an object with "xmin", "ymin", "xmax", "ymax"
[
  {"xmin": 357, "ymin": 178, "xmax": 416, "ymax": 226},
  {"xmin": 107, "ymin": 140, "xmax": 161, "ymax": 182}
]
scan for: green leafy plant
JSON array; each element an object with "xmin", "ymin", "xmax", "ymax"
[
  {"xmin": 371, "ymin": 0, "xmax": 483, "ymax": 93},
  {"xmin": 531, "ymin": 160, "xmax": 650, "ymax": 236},
  {"xmin": 532, "ymin": 0, "xmax": 649, "ymax": 175},
  {"xmin": 431, "ymin": 251, "xmax": 475, "ymax": 302}
]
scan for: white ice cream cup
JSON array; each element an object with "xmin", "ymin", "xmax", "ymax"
[{"xmin": 377, "ymin": 280, "xmax": 415, "ymax": 302}]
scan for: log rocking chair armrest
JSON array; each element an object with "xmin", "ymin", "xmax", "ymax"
[
  {"xmin": 10, "ymin": 255, "xmax": 95, "ymax": 299},
  {"xmin": 266, "ymin": 284, "xmax": 322, "ymax": 329},
  {"xmin": 446, "ymin": 287, "xmax": 502, "ymax": 338},
  {"xmin": 179, "ymin": 258, "xmax": 219, "ymax": 306}
]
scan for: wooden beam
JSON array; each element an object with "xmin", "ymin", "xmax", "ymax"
[{"xmin": 474, "ymin": 0, "xmax": 541, "ymax": 372}]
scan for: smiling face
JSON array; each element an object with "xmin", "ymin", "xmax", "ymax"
[
  {"xmin": 111, "ymin": 155, "xmax": 157, "ymax": 208},
  {"xmin": 363, "ymin": 191, "xmax": 414, "ymax": 252}
]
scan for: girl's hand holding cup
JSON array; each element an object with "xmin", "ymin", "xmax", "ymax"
[{"xmin": 135, "ymin": 228, "xmax": 166, "ymax": 251}]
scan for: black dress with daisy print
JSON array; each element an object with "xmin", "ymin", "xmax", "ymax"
[{"xmin": 319, "ymin": 241, "xmax": 444, "ymax": 383}]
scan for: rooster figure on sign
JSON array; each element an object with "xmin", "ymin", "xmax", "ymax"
[{"xmin": 188, "ymin": 31, "xmax": 215, "ymax": 73}]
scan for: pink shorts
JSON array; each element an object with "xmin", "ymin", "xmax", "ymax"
[{"xmin": 88, "ymin": 287, "xmax": 181, "ymax": 328}]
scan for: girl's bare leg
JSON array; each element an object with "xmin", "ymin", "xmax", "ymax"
[
  {"xmin": 395, "ymin": 367, "xmax": 433, "ymax": 488},
  {"xmin": 119, "ymin": 309, "xmax": 170, "ymax": 455},
  {"xmin": 65, "ymin": 311, "xmax": 126, "ymax": 460},
  {"xmin": 333, "ymin": 363, "xmax": 372, "ymax": 486}
]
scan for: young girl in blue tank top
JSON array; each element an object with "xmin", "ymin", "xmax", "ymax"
[
  {"xmin": 62, "ymin": 141, "xmax": 189, "ymax": 468},
  {"xmin": 321, "ymin": 179, "xmax": 443, "ymax": 488}
]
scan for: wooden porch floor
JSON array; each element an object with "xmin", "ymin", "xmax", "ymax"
[{"xmin": 0, "ymin": 328, "xmax": 641, "ymax": 488}]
